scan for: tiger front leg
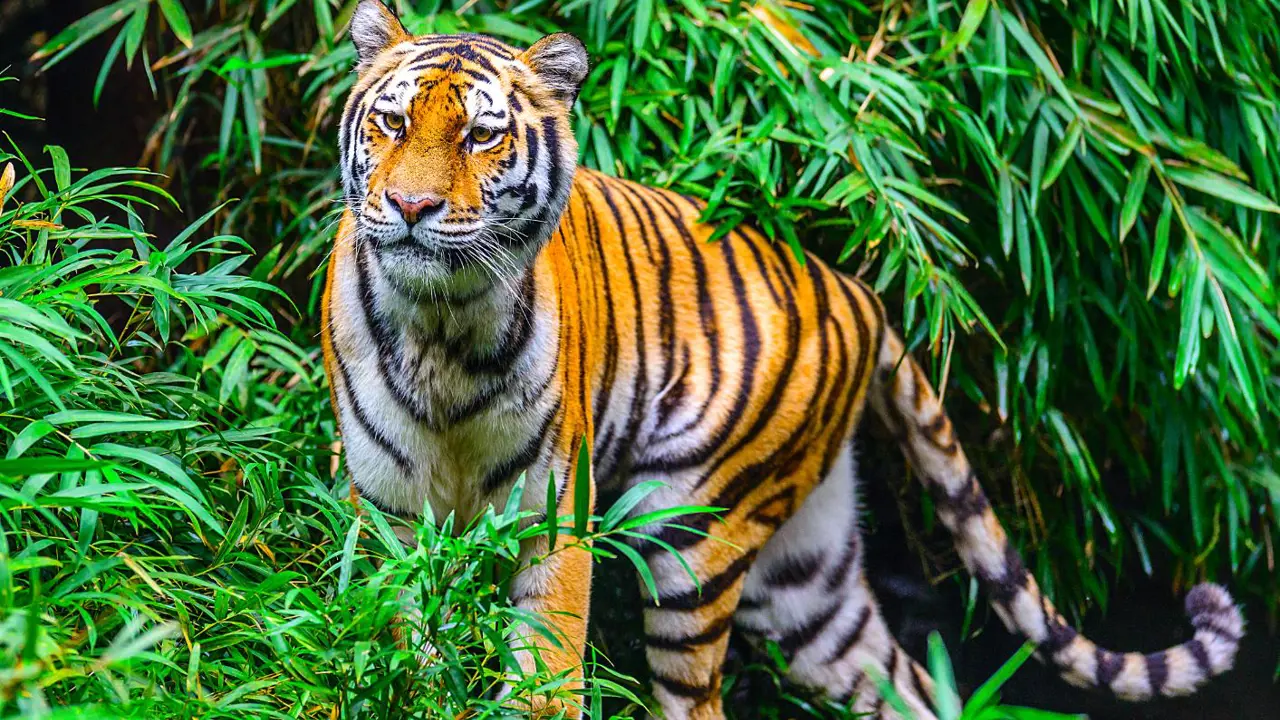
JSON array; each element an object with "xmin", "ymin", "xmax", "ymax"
[{"xmin": 498, "ymin": 470, "xmax": 595, "ymax": 718}]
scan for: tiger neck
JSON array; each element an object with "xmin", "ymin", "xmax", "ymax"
[{"xmin": 357, "ymin": 240, "xmax": 539, "ymax": 366}]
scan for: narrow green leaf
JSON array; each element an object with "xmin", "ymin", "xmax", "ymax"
[
  {"xmin": 157, "ymin": 0, "xmax": 194, "ymax": 48},
  {"xmin": 572, "ymin": 436, "xmax": 591, "ymax": 538},
  {"xmin": 1119, "ymin": 156, "xmax": 1150, "ymax": 242},
  {"xmin": 1166, "ymin": 165, "xmax": 1280, "ymax": 213},
  {"xmin": 1147, "ymin": 197, "xmax": 1174, "ymax": 298}
]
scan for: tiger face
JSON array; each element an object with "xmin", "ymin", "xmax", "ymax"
[{"xmin": 340, "ymin": 0, "xmax": 588, "ymax": 297}]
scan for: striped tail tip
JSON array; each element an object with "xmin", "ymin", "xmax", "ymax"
[
  {"xmin": 1181, "ymin": 582, "xmax": 1244, "ymax": 683},
  {"xmin": 1052, "ymin": 582, "xmax": 1242, "ymax": 701}
]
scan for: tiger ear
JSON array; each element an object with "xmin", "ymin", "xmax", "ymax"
[
  {"xmin": 349, "ymin": 0, "xmax": 408, "ymax": 69},
  {"xmin": 520, "ymin": 33, "xmax": 589, "ymax": 105}
]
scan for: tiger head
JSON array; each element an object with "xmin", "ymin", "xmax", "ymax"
[{"xmin": 339, "ymin": 0, "xmax": 587, "ymax": 297}]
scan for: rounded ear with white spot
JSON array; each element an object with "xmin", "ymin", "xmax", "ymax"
[
  {"xmin": 520, "ymin": 33, "xmax": 589, "ymax": 105},
  {"xmin": 349, "ymin": 0, "xmax": 408, "ymax": 69}
]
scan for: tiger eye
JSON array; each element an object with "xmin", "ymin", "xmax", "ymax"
[
  {"xmin": 382, "ymin": 112, "xmax": 405, "ymax": 133},
  {"xmin": 470, "ymin": 126, "xmax": 495, "ymax": 144}
]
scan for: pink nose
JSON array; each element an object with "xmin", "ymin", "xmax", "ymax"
[{"xmin": 386, "ymin": 191, "xmax": 443, "ymax": 225}]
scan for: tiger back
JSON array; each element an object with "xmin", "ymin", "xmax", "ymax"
[{"xmin": 322, "ymin": 2, "xmax": 1244, "ymax": 718}]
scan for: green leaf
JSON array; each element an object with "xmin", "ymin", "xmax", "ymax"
[
  {"xmin": 1040, "ymin": 121, "xmax": 1081, "ymax": 190},
  {"xmin": 157, "ymin": 0, "xmax": 194, "ymax": 48},
  {"xmin": 338, "ymin": 515, "xmax": 361, "ymax": 593},
  {"xmin": 6, "ymin": 420, "xmax": 57, "ymax": 459},
  {"xmin": 68, "ymin": 420, "xmax": 202, "ymax": 439},
  {"xmin": 1174, "ymin": 255, "xmax": 1208, "ymax": 388},
  {"xmin": 927, "ymin": 633, "xmax": 961, "ymax": 720},
  {"xmin": 601, "ymin": 480, "xmax": 664, "ymax": 532},
  {"xmin": 1001, "ymin": 10, "xmax": 1081, "ymax": 116},
  {"xmin": 1165, "ymin": 165, "xmax": 1280, "ymax": 213},
  {"xmin": 1119, "ymin": 156, "xmax": 1150, "ymax": 242},
  {"xmin": 1147, "ymin": 196, "xmax": 1174, "ymax": 298},
  {"xmin": 938, "ymin": 0, "xmax": 990, "ymax": 57},
  {"xmin": 572, "ymin": 436, "xmax": 592, "ymax": 538},
  {"xmin": 44, "ymin": 145, "xmax": 70, "ymax": 193},
  {"xmin": 963, "ymin": 642, "xmax": 1036, "ymax": 713}
]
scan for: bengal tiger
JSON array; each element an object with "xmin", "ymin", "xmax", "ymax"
[{"xmin": 320, "ymin": 2, "xmax": 1244, "ymax": 717}]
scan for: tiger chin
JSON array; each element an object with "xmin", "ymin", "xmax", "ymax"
[{"xmin": 321, "ymin": 2, "xmax": 1244, "ymax": 718}]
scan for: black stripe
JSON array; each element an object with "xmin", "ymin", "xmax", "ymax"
[
  {"xmin": 647, "ymin": 189, "xmax": 721, "ymax": 441},
  {"xmin": 651, "ymin": 672, "xmax": 714, "ymax": 700},
  {"xmin": 1095, "ymin": 648, "xmax": 1124, "ymax": 687},
  {"xmin": 413, "ymin": 34, "xmax": 516, "ymax": 60},
  {"xmin": 406, "ymin": 42, "xmax": 500, "ymax": 74},
  {"xmin": 615, "ymin": 185, "xmax": 677, "ymax": 425},
  {"xmin": 445, "ymin": 268, "xmax": 538, "ymax": 376},
  {"xmin": 479, "ymin": 400, "xmax": 559, "ymax": 494},
  {"xmin": 982, "ymin": 543, "xmax": 1029, "ymax": 607},
  {"xmin": 648, "ymin": 552, "xmax": 756, "ymax": 611},
  {"xmin": 695, "ymin": 245, "xmax": 803, "ymax": 483},
  {"xmin": 762, "ymin": 551, "xmax": 822, "ymax": 588},
  {"xmin": 739, "ymin": 226, "xmax": 784, "ymax": 306},
  {"xmin": 801, "ymin": 258, "xmax": 838, "ymax": 438},
  {"xmin": 353, "ymin": 242, "xmax": 432, "ymax": 422},
  {"xmin": 1185, "ymin": 638, "xmax": 1212, "ymax": 678},
  {"xmin": 1039, "ymin": 606, "xmax": 1079, "ymax": 657},
  {"xmin": 885, "ymin": 645, "xmax": 901, "ymax": 683},
  {"xmin": 745, "ymin": 484, "xmax": 796, "ymax": 530},
  {"xmin": 329, "ymin": 343, "xmax": 414, "ymax": 476},
  {"xmin": 1190, "ymin": 613, "xmax": 1243, "ymax": 642},
  {"xmin": 824, "ymin": 531, "xmax": 860, "ymax": 592},
  {"xmin": 646, "ymin": 616, "xmax": 732, "ymax": 652},
  {"xmin": 826, "ymin": 605, "xmax": 871, "ymax": 663},
  {"xmin": 940, "ymin": 470, "xmax": 988, "ymax": 524},
  {"xmin": 581, "ymin": 191, "xmax": 620, "ymax": 473},
  {"xmin": 779, "ymin": 602, "xmax": 841, "ymax": 655},
  {"xmin": 1145, "ymin": 652, "xmax": 1169, "ymax": 695},
  {"xmin": 541, "ymin": 116, "xmax": 566, "ymax": 209}
]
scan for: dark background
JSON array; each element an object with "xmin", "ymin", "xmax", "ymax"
[{"xmin": 2, "ymin": 2, "xmax": 1276, "ymax": 718}]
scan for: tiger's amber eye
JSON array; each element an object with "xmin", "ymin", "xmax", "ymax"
[
  {"xmin": 470, "ymin": 126, "xmax": 495, "ymax": 144},
  {"xmin": 382, "ymin": 112, "xmax": 405, "ymax": 133}
]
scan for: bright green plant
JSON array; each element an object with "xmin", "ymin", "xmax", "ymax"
[{"xmin": 876, "ymin": 634, "xmax": 1085, "ymax": 720}]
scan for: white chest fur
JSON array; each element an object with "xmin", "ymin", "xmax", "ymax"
[{"xmin": 328, "ymin": 245, "xmax": 561, "ymax": 523}]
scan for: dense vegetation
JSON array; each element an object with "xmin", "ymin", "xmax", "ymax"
[{"xmin": 2, "ymin": 0, "xmax": 1277, "ymax": 717}]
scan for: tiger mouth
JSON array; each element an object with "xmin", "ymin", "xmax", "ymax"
[{"xmin": 378, "ymin": 237, "xmax": 474, "ymax": 270}]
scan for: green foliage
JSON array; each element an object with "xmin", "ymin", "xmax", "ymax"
[
  {"xmin": 7, "ymin": 0, "xmax": 1280, "ymax": 715},
  {"xmin": 877, "ymin": 634, "xmax": 1084, "ymax": 720}
]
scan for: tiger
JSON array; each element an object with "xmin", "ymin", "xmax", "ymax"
[{"xmin": 320, "ymin": 2, "xmax": 1244, "ymax": 718}]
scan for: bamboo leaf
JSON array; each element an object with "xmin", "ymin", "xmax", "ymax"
[{"xmin": 157, "ymin": 0, "xmax": 194, "ymax": 48}]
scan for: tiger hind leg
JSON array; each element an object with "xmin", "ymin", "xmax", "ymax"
[
  {"xmin": 629, "ymin": 444, "xmax": 861, "ymax": 720},
  {"xmin": 630, "ymin": 474, "xmax": 768, "ymax": 720},
  {"xmin": 735, "ymin": 445, "xmax": 938, "ymax": 719}
]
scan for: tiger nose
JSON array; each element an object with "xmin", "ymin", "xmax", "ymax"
[{"xmin": 386, "ymin": 191, "xmax": 444, "ymax": 225}]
